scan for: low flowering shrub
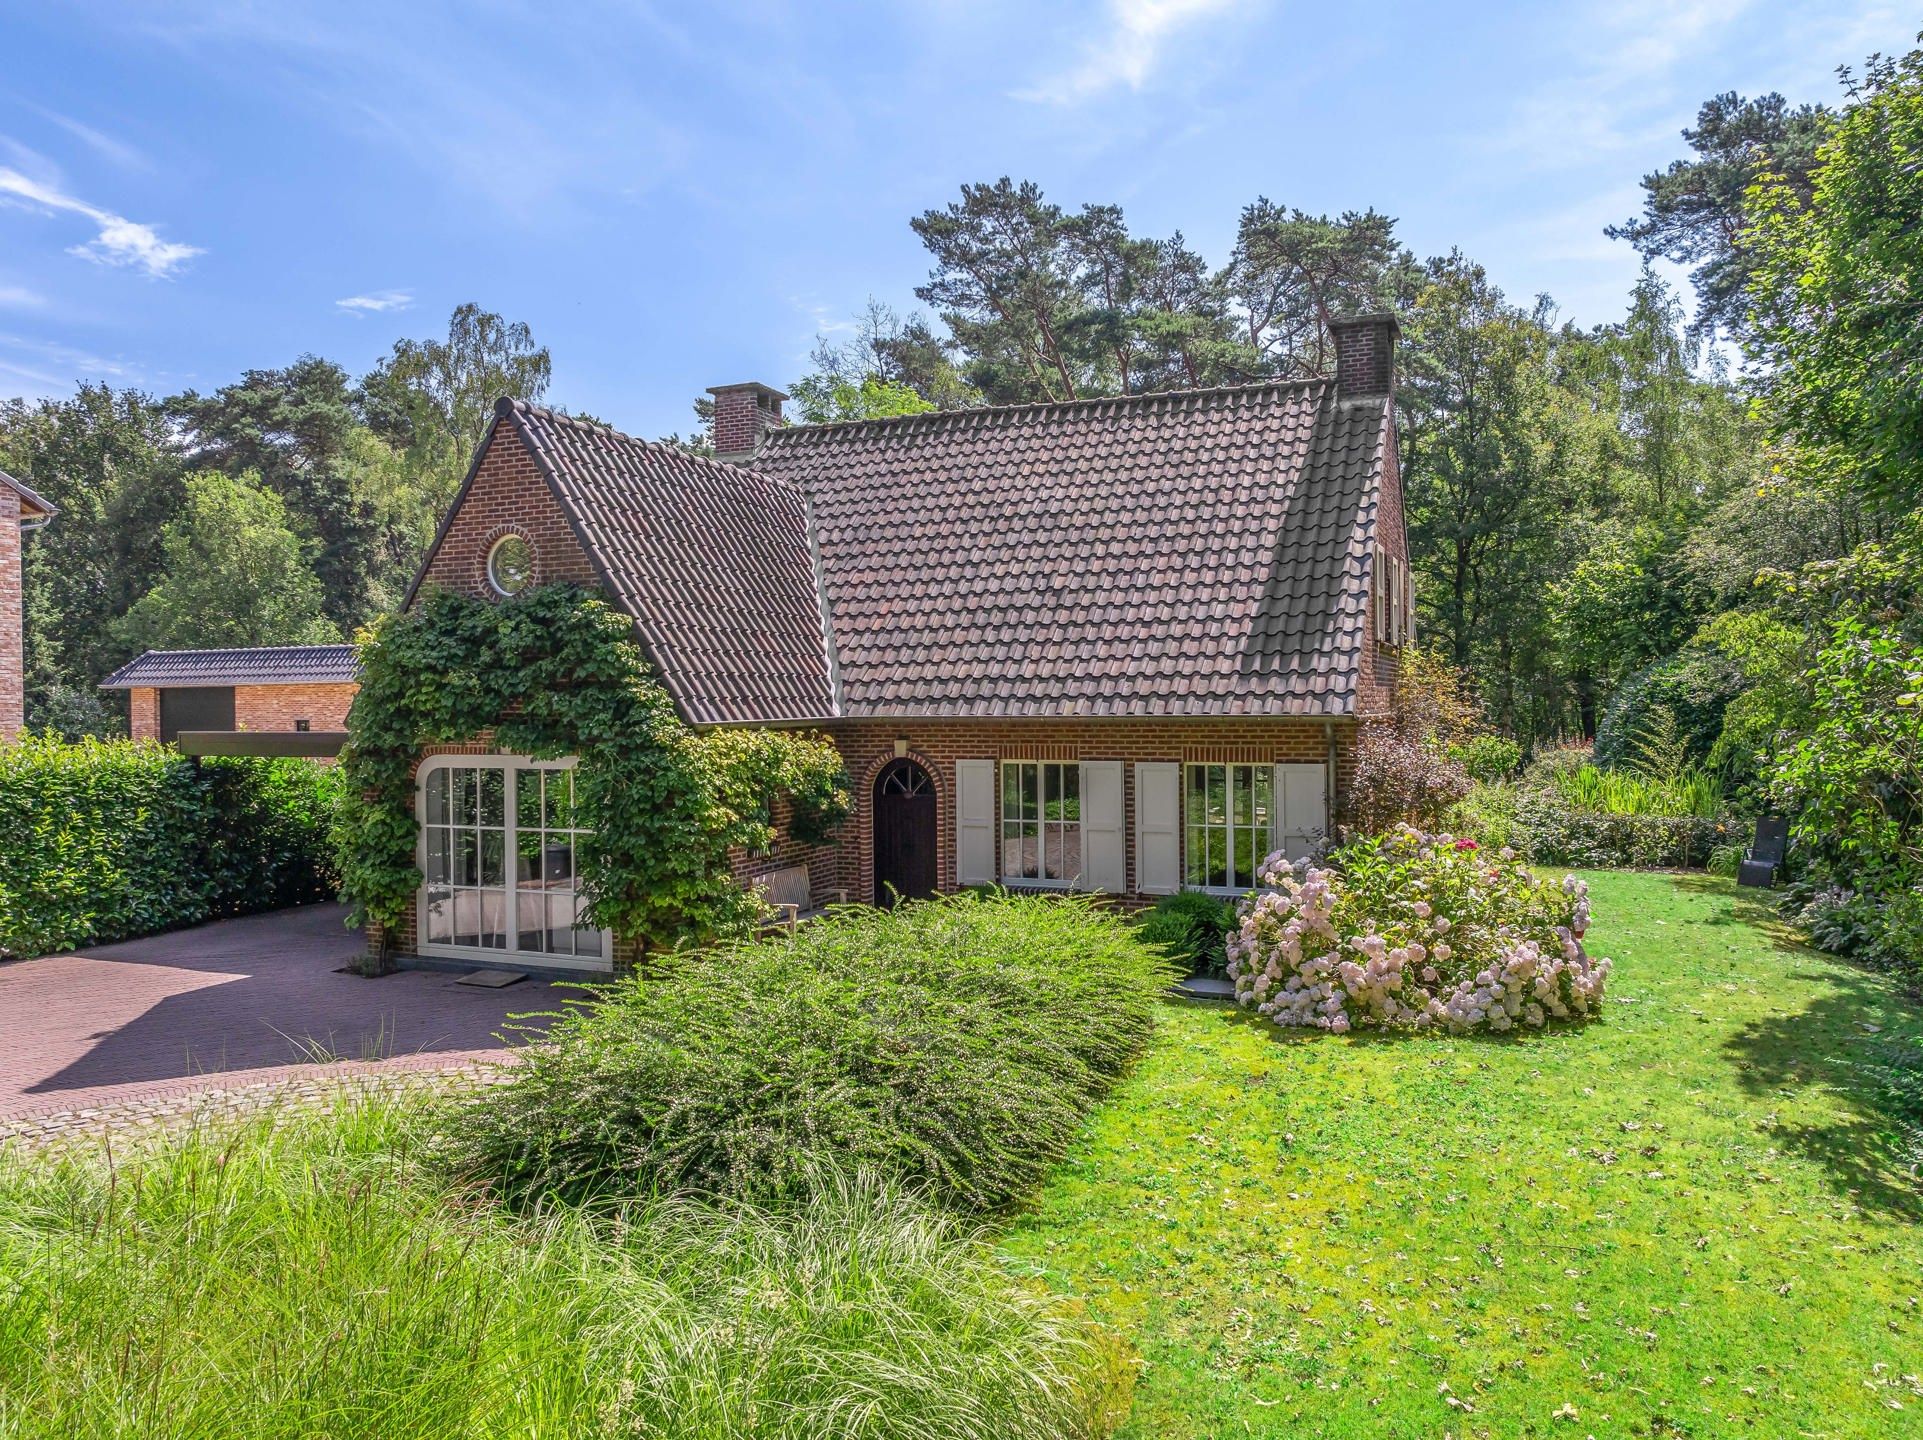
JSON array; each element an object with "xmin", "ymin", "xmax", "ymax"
[{"xmin": 1227, "ymin": 825, "xmax": 1612, "ymax": 1035}]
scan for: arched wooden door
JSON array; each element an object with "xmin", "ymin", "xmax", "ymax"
[{"xmin": 872, "ymin": 758, "xmax": 938, "ymax": 905}]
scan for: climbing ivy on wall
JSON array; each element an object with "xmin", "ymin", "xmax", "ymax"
[{"xmin": 335, "ymin": 584, "xmax": 850, "ymax": 956}]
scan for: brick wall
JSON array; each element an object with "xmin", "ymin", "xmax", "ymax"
[
  {"xmin": 418, "ymin": 423, "xmax": 600, "ymax": 599},
  {"xmin": 1, "ymin": 488, "xmax": 20, "ymax": 743},
  {"xmin": 236, "ymin": 682, "xmax": 358, "ymax": 733},
  {"xmin": 819, "ymin": 716, "xmax": 1355, "ymax": 905},
  {"xmin": 708, "ymin": 383, "xmax": 785, "ymax": 460},
  {"xmin": 125, "ymin": 682, "xmax": 360, "ymax": 740},
  {"xmin": 129, "ymin": 687, "xmax": 158, "ymax": 740}
]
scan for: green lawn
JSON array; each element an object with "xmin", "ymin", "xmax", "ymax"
[{"xmin": 1002, "ymin": 872, "xmax": 1923, "ymax": 1438}]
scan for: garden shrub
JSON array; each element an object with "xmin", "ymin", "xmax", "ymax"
[
  {"xmin": 1445, "ymin": 781, "xmax": 1520, "ymax": 852},
  {"xmin": 1506, "ymin": 789, "xmax": 1733, "ymax": 868},
  {"xmin": 1136, "ymin": 891, "xmax": 1236, "ymax": 975},
  {"xmin": 1454, "ymin": 734, "xmax": 1522, "ymax": 784},
  {"xmin": 1593, "ymin": 655, "xmax": 1737, "ymax": 772},
  {"xmin": 1347, "ymin": 725, "xmax": 1472, "ymax": 833},
  {"xmin": 1228, "ymin": 825, "xmax": 1611, "ymax": 1034},
  {"xmin": 451, "ymin": 892, "xmax": 1177, "ymax": 1212},
  {"xmin": 1786, "ymin": 880, "xmax": 1923, "ymax": 987},
  {"xmin": 0, "ymin": 735, "xmax": 340, "ymax": 958}
]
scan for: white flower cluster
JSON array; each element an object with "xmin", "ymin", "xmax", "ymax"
[{"xmin": 1226, "ymin": 832, "xmax": 1611, "ymax": 1037}]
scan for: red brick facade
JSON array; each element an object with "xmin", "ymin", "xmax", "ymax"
[
  {"xmin": 1363, "ymin": 412, "xmax": 1410, "ymax": 713},
  {"xmin": 1, "ymin": 487, "xmax": 21, "ymax": 743},
  {"xmin": 127, "ymin": 682, "xmax": 359, "ymax": 741},
  {"xmin": 819, "ymin": 717, "xmax": 1351, "ymax": 906}
]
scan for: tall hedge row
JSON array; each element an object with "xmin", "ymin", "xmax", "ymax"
[{"xmin": 0, "ymin": 737, "xmax": 342, "ymax": 960}]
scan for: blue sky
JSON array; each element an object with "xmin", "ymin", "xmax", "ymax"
[{"xmin": 0, "ymin": 0, "xmax": 1912, "ymax": 439}]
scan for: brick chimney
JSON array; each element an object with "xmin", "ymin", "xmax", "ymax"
[
  {"xmin": 707, "ymin": 382, "xmax": 788, "ymax": 463},
  {"xmin": 1330, "ymin": 313, "xmax": 1399, "ymax": 399}
]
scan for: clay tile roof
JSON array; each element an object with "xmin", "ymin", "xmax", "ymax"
[
  {"xmin": 0, "ymin": 467, "xmax": 55, "ymax": 520},
  {"xmin": 100, "ymin": 645, "xmax": 360, "ymax": 689},
  {"xmin": 499, "ymin": 399, "xmax": 835, "ymax": 725},
  {"xmin": 754, "ymin": 380, "xmax": 1388, "ymax": 719}
]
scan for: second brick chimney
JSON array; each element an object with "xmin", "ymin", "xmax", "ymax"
[
  {"xmin": 1329, "ymin": 313, "xmax": 1399, "ymax": 399},
  {"xmin": 707, "ymin": 381, "xmax": 788, "ymax": 463}
]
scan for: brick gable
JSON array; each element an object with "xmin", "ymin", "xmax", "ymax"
[{"xmin": 413, "ymin": 420, "xmax": 599, "ymax": 603}]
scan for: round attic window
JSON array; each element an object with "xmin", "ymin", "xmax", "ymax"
[{"xmin": 486, "ymin": 534, "xmax": 535, "ymax": 596}]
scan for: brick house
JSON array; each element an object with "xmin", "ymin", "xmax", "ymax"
[
  {"xmin": 1, "ymin": 468, "xmax": 57, "ymax": 745},
  {"xmin": 101, "ymin": 646, "xmax": 360, "ymax": 745},
  {"xmin": 374, "ymin": 313, "xmax": 1414, "ymax": 975}
]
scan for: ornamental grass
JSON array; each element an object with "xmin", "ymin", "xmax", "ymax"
[
  {"xmin": 448, "ymin": 891, "xmax": 1177, "ymax": 1213},
  {"xmin": 0, "ymin": 1099, "xmax": 1125, "ymax": 1440}
]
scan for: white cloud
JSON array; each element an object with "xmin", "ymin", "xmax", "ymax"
[
  {"xmin": 0, "ymin": 166, "xmax": 202, "ymax": 278},
  {"xmin": 0, "ymin": 284, "xmax": 43, "ymax": 309},
  {"xmin": 335, "ymin": 288, "xmax": 413, "ymax": 315},
  {"xmin": 1017, "ymin": 0, "xmax": 1243, "ymax": 105}
]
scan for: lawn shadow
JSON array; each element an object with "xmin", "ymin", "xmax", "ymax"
[
  {"xmin": 1697, "ymin": 882, "xmax": 1923, "ymax": 1219},
  {"xmin": 1667, "ymin": 874, "xmax": 1818, "ymax": 957}
]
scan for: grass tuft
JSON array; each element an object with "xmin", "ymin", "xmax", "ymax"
[{"xmin": 0, "ymin": 1098, "xmax": 1126, "ymax": 1439}]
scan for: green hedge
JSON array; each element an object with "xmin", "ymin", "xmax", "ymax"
[
  {"xmin": 0, "ymin": 736, "xmax": 341, "ymax": 959},
  {"xmin": 1508, "ymin": 789, "xmax": 1736, "ymax": 869},
  {"xmin": 1449, "ymin": 782, "xmax": 1738, "ymax": 869}
]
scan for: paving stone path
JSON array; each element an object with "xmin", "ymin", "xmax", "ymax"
[{"xmin": 0, "ymin": 902, "xmax": 568, "ymax": 1150}]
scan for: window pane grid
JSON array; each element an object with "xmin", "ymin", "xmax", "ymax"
[
  {"xmin": 1001, "ymin": 761, "xmax": 1082, "ymax": 885},
  {"xmin": 424, "ymin": 762, "xmax": 602, "ymax": 962},
  {"xmin": 1184, "ymin": 763, "xmax": 1271, "ymax": 890}
]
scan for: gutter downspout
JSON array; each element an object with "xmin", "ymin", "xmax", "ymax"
[{"xmin": 1323, "ymin": 720, "xmax": 1338, "ymax": 847}]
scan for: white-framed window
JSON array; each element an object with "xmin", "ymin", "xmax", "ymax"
[
  {"xmin": 1001, "ymin": 759, "xmax": 1083, "ymax": 885},
  {"xmin": 1184, "ymin": 762, "xmax": 1273, "ymax": 891},
  {"xmin": 418, "ymin": 755, "xmax": 609, "ymax": 969}
]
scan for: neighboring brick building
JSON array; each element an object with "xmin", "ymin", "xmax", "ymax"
[
  {"xmin": 365, "ymin": 312, "xmax": 1414, "ymax": 976},
  {"xmin": 100, "ymin": 647, "xmax": 359, "ymax": 745},
  {"xmin": 1, "ymin": 469, "xmax": 57, "ymax": 745}
]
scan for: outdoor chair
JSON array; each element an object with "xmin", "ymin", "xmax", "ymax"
[
  {"xmin": 750, "ymin": 863, "xmax": 845, "ymax": 934},
  {"xmin": 1738, "ymin": 817, "xmax": 1789, "ymax": 888}
]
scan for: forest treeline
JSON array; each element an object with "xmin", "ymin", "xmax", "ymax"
[{"xmin": 4, "ymin": 40, "xmax": 1917, "ymax": 791}]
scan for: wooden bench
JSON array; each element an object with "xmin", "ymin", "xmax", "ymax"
[{"xmin": 750, "ymin": 863, "xmax": 845, "ymax": 935}]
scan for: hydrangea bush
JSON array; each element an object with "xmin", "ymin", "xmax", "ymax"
[{"xmin": 1227, "ymin": 825, "xmax": 1611, "ymax": 1035}]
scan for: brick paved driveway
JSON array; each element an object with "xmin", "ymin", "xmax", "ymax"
[{"xmin": 0, "ymin": 904, "xmax": 574, "ymax": 1123}]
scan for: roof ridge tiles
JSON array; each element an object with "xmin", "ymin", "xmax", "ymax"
[
  {"xmin": 758, "ymin": 375, "xmax": 1332, "ymax": 447},
  {"xmin": 495, "ymin": 395, "xmax": 807, "ymax": 498}
]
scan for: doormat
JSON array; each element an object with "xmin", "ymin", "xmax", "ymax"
[{"xmin": 455, "ymin": 969, "xmax": 528, "ymax": 989}]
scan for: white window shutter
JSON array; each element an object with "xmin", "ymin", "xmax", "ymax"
[
  {"xmin": 1135, "ymin": 762, "xmax": 1181, "ymax": 896},
  {"xmin": 955, "ymin": 760, "xmax": 995, "ymax": 886},
  {"xmin": 1080, "ymin": 761, "xmax": 1125, "ymax": 893},
  {"xmin": 1274, "ymin": 762, "xmax": 1327, "ymax": 862}
]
